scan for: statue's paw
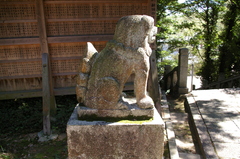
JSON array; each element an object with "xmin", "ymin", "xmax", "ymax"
[
  {"xmin": 138, "ymin": 96, "xmax": 154, "ymax": 109},
  {"xmin": 116, "ymin": 101, "xmax": 129, "ymax": 110}
]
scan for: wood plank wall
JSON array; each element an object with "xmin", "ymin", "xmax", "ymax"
[{"xmin": 0, "ymin": 0, "xmax": 157, "ymax": 100}]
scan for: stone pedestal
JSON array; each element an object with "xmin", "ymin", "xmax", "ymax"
[{"xmin": 67, "ymin": 106, "xmax": 165, "ymax": 159}]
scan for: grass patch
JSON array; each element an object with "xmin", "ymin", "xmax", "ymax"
[{"xmin": 167, "ymin": 95, "xmax": 186, "ymax": 113}]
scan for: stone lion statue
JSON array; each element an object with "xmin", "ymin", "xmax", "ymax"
[{"xmin": 76, "ymin": 15, "xmax": 157, "ymax": 110}]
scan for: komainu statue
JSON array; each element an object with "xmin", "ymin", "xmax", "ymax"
[{"xmin": 76, "ymin": 15, "xmax": 157, "ymax": 112}]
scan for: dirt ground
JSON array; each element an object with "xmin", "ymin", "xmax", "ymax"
[
  {"xmin": 0, "ymin": 94, "xmax": 197, "ymax": 159},
  {"xmin": 0, "ymin": 132, "xmax": 68, "ymax": 159}
]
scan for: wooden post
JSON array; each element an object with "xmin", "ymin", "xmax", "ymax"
[
  {"xmin": 36, "ymin": 0, "xmax": 56, "ymax": 135},
  {"xmin": 42, "ymin": 53, "xmax": 51, "ymax": 135}
]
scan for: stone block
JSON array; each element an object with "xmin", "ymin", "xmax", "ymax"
[{"xmin": 67, "ymin": 106, "xmax": 165, "ymax": 159}]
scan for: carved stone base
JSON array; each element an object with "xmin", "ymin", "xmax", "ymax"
[
  {"xmin": 67, "ymin": 106, "xmax": 165, "ymax": 159},
  {"xmin": 77, "ymin": 97, "xmax": 154, "ymax": 120}
]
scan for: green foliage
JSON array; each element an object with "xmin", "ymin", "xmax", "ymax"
[{"xmin": 0, "ymin": 95, "xmax": 76, "ymax": 135}]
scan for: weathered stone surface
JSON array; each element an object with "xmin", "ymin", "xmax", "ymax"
[
  {"xmin": 37, "ymin": 131, "xmax": 58, "ymax": 142},
  {"xmin": 76, "ymin": 15, "xmax": 158, "ymax": 112},
  {"xmin": 67, "ymin": 106, "xmax": 165, "ymax": 159}
]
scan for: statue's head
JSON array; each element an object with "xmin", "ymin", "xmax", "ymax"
[{"xmin": 113, "ymin": 15, "xmax": 157, "ymax": 48}]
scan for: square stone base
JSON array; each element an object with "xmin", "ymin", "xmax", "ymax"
[{"xmin": 67, "ymin": 106, "xmax": 165, "ymax": 159}]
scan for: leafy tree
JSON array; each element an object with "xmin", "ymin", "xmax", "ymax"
[
  {"xmin": 156, "ymin": 0, "xmax": 194, "ymax": 76},
  {"xmin": 157, "ymin": 0, "xmax": 240, "ymax": 87},
  {"xmin": 183, "ymin": 0, "xmax": 226, "ymax": 83},
  {"xmin": 218, "ymin": 0, "xmax": 240, "ymax": 79}
]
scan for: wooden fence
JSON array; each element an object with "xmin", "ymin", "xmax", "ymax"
[
  {"xmin": 0, "ymin": 0, "xmax": 157, "ymax": 100},
  {"xmin": 0, "ymin": 0, "xmax": 161, "ymax": 135}
]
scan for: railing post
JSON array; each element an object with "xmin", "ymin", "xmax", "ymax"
[
  {"xmin": 163, "ymin": 65, "xmax": 172, "ymax": 90},
  {"xmin": 148, "ymin": 50, "xmax": 162, "ymax": 114},
  {"xmin": 178, "ymin": 48, "xmax": 189, "ymax": 94}
]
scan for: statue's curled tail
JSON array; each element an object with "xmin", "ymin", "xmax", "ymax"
[{"xmin": 76, "ymin": 42, "xmax": 98, "ymax": 103}]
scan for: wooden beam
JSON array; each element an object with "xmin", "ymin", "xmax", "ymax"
[
  {"xmin": 36, "ymin": 0, "xmax": 55, "ymax": 136},
  {"xmin": 36, "ymin": 0, "xmax": 49, "ymax": 54},
  {"xmin": 0, "ymin": 38, "xmax": 40, "ymax": 46},
  {"xmin": 0, "ymin": 89, "xmax": 42, "ymax": 100},
  {"xmin": 36, "ymin": 0, "xmax": 56, "ymax": 117}
]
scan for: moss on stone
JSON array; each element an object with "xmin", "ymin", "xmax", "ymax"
[{"xmin": 78, "ymin": 114, "xmax": 153, "ymax": 124}]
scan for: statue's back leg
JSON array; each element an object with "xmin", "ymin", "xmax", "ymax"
[{"xmin": 85, "ymin": 77, "xmax": 127, "ymax": 109}]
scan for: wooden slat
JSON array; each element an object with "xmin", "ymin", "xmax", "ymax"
[
  {"xmin": 0, "ymin": 20, "xmax": 37, "ymax": 23},
  {"xmin": 0, "ymin": 38, "xmax": 40, "ymax": 46},
  {"xmin": 0, "ymin": 2, "xmax": 35, "ymax": 5},
  {"xmin": 0, "ymin": 87, "xmax": 76, "ymax": 100},
  {"xmin": 0, "ymin": 72, "xmax": 78, "ymax": 80},
  {"xmin": 48, "ymin": 35, "xmax": 113, "ymax": 43},
  {"xmin": 53, "ymin": 87, "xmax": 76, "ymax": 96},
  {"xmin": 47, "ymin": 18, "xmax": 119, "ymax": 22},
  {"xmin": 44, "ymin": 0, "xmax": 148, "ymax": 4},
  {"xmin": 53, "ymin": 72, "xmax": 78, "ymax": 76},
  {"xmin": 0, "ymin": 83, "xmax": 135, "ymax": 100},
  {"xmin": 0, "ymin": 35, "xmax": 112, "ymax": 46},
  {"xmin": 0, "ymin": 58, "xmax": 41, "ymax": 63},
  {"xmin": 52, "ymin": 56, "xmax": 82, "ymax": 61},
  {"xmin": 0, "ymin": 74, "xmax": 42, "ymax": 80}
]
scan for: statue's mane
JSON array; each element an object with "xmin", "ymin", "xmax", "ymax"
[{"xmin": 113, "ymin": 15, "xmax": 154, "ymax": 49}]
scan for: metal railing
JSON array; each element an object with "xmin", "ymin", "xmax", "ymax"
[{"xmin": 208, "ymin": 74, "xmax": 240, "ymax": 89}]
